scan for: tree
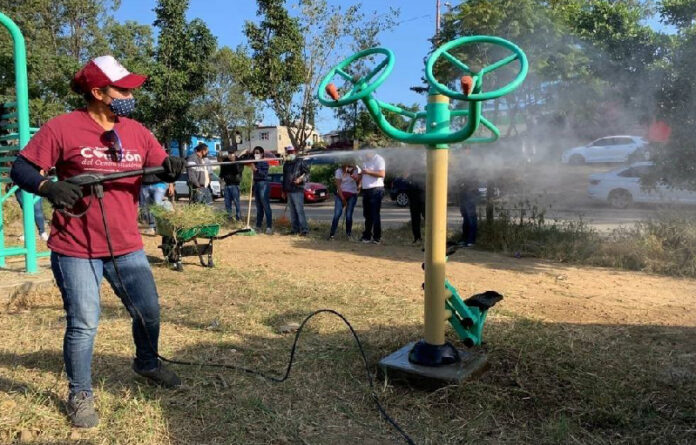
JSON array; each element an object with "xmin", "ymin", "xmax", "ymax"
[
  {"xmin": 438, "ymin": 0, "xmax": 660, "ymax": 140},
  {"xmin": 192, "ymin": 46, "xmax": 263, "ymax": 149},
  {"xmin": 140, "ymin": 0, "xmax": 217, "ymax": 151},
  {"xmin": 0, "ymin": 0, "xmax": 121, "ymax": 124},
  {"xmin": 244, "ymin": 0, "xmax": 399, "ymax": 151},
  {"xmin": 652, "ymin": 0, "xmax": 696, "ymax": 188},
  {"xmin": 242, "ymin": 0, "xmax": 305, "ymax": 149}
]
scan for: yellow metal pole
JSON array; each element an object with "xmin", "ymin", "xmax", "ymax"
[
  {"xmin": 408, "ymin": 92, "xmax": 459, "ymax": 365},
  {"xmin": 424, "ymin": 146, "xmax": 448, "ymax": 345}
]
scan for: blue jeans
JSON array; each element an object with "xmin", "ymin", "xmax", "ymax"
[
  {"xmin": 361, "ymin": 187, "xmax": 384, "ymax": 242},
  {"xmin": 224, "ymin": 184, "xmax": 241, "ymax": 220},
  {"xmin": 139, "ymin": 184, "xmax": 167, "ymax": 228},
  {"xmin": 460, "ymin": 201, "xmax": 477, "ymax": 245},
  {"xmin": 253, "ymin": 181, "xmax": 272, "ymax": 229},
  {"xmin": 51, "ymin": 250, "xmax": 161, "ymax": 395},
  {"xmin": 15, "ymin": 191, "xmax": 45, "ymax": 233},
  {"xmin": 192, "ymin": 187, "xmax": 212, "ymax": 205},
  {"xmin": 287, "ymin": 191, "xmax": 308, "ymax": 234},
  {"xmin": 330, "ymin": 193, "xmax": 357, "ymax": 237}
]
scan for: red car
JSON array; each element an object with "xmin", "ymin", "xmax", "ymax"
[{"xmin": 267, "ymin": 173, "xmax": 329, "ymax": 203}]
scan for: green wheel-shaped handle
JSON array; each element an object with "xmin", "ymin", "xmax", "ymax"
[
  {"xmin": 425, "ymin": 35, "xmax": 528, "ymax": 101},
  {"xmin": 317, "ymin": 47, "xmax": 394, "ymax": 107}
]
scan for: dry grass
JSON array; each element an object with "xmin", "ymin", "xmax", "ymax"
[
  {"xmin": 475, "ymin": 210, "xmax": 696, "ymax": 278},
  {"xmin": 0, "ymin": 234, "xmax": 694, "ymax": 445}
]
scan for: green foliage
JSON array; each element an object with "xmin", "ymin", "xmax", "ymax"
[
  {"xmin": 0, "ymin": 0, "xmax": 121, "ymax": 123},
  {"xmin": 192, "ymin": 46, "xmax": 262, "ymax": 149},
  {"xmin": 439, "ymin": 0, "xmax": 658, "ymax": 139},
  {"xmin": 140, "ymin": 0, "xmax": 217, "ymax": 148},
  {"xmin": 243, "ymin": 0, "xmax": 304, "ymax": 146},
  {"xmin": 244, "ymin": 0, "xmax": 399, "ymax": 150},
  {"xmin": 308, "ymin": 164, "xmax": 338, "ymax": 192},
  {"xmin": 653, "ymin": 0, "xmax": 696, "ymax": 189},
  {"xmin": 475, "ymin": 204, "xmax": 696, "ymax": 277},
  {"xmin": 336, "ymin": 102, "xmax": 420, "ymax": 148}
]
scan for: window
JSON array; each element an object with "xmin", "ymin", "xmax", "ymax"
[
  {"xmin": 618, "ymin": 165, "xmax": 652, "ymax": 178},
  {"xmin": 593, "ymin": 138, "xmax": 611, "ymax": 147},
  {"xmin": 614, "ymin": 137, "xmax": 633, "ymax": 145},
  {"xmin": 261, "ymin": 132, "xmax": 269, "ymax": 140},
  {"xmin": 618, "ymin": 168, "xmax": 637, "ymax": 178},
  {"xmin": 312, "ymin": 134, "xmax": 318, "ymax": 143},
  {"xmin": 215, "ymin": 143, "xmax": 221, "ymax": 152}
]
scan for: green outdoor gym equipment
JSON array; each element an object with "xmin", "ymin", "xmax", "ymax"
[
  {"xmin": 0, "ymin": 12, "xmax": 47, "ymax": 274},
  {"xmin": 318, "ymin": 35, "xmax": 528, "ymax": 367}
]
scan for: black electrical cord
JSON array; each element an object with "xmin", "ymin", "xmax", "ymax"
[{"xmin": 91, "ymin": 185, "xmax": 415, "ymax": 445}]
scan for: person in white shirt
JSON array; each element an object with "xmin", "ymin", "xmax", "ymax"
[
  {"xmin": 359, "ymin": 151, "xmax": 386, "ymax": 244},
  {"xmin": 328, "ymin": 160, "xmax": 361, "ymax": 240}
]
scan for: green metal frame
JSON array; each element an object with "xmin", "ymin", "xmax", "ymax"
[
  {"xmin": 317, "ymin": 35, "xmax": 527, "ymax": 346},
  {"xmin": 0, "ymin": 12, "xmax": 46, "ymax": 273},
  {"xmin": 445, "ymin": 279, "xmax": 490, "ymax": 346}
]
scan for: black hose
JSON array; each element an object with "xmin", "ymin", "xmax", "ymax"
[{"xmin": 94, "ymin": 187, "xmax": 415, "ymax": 445}]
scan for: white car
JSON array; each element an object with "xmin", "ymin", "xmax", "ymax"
[
  {"xmin": 588, "ymin": 162, "xmax": 696, "ymax": 208},
  {"xmin": 174, "ymin": 172, "xmax": 223, "ymax": 200},
  {"xmin": 561, "ymin": 135, "xmax": 647, "ymax": 164}
]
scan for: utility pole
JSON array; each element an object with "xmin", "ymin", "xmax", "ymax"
[{"xmin": 436, "ymin": 0, "xmax": 441, "ymax": 39}]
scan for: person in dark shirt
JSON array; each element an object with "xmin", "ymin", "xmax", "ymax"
[
  {"xmin": 458, "ymin": 176, "xmax": 480, "ymax": 247},
  {"xmin": 218, "ymin": 147, "xmax": 246, "ymax": 221},
  {"xmin": 404, "ymin": 171, "xmax": 426, "ymax": 244},
  {"xmin": 249, "ymin": 146, "xmax": 272, "ymax": 234},
  {"xmin": 281, "ymin": 146, "xmax": 310, "ymax": 235}
]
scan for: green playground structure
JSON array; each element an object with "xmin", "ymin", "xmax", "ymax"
[
  {"xmin": 318, "ymin": 35, "xmax": 528, "ymax": 367},
  {"xmin": 0, "ymin": 12, "xmax": 48, "ymax": 274}
]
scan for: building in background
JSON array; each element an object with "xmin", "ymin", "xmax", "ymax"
[
  {"xmin": 168, "ymin": 135, "xmax": 222, "ymax": 158},
  {"xmin": 238, "ymin": 125, "xmax": 321, "ymax": 155}
]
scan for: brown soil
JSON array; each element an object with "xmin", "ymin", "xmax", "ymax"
[{"xmin": 144, "ymin": 232, "xmax": 696, "ymax": 328}]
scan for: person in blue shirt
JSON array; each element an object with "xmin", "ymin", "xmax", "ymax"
[{"xmin": 249, "ymin": 146, "xmax": 272, "ymax": 234}]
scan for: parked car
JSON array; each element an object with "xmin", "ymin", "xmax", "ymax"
[
  {"xmin": 388, "ymin": 177, "xmax": 490, "ymax": 207},
  {"xmin": 588, "ymin": 162, "xmax": 696, "ymax": 208},
  {"xmin": 561, "ymin": 135, "xmax": 647, "ymax": 165},
  {"xmin": 389, "ymin": 177, "xmax": 411, "ymax": 207},
  {"xmin": 267, "ymin": 173, "xmax": 329, "ymax": 203},
  {"xmin": 174, "ymin": 172, "xmax": 223, "ymax": 201}
]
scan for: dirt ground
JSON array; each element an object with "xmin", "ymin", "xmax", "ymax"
[
  {"xmin": 170, "ymin": 231, "xmax": 695, "ymax": 329},
  {"xmin": 1, "ymin": 228, "xmax": 694, "ymax": 444}
]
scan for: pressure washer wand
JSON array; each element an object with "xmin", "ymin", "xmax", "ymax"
[{"xmin": 65, "ymin": 159, "xmax": 280, "ymax": 187}]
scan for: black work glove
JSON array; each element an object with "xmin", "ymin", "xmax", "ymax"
[
  {"xmin": 39, "ymin": 180, "xmax": 83, "ymax": 208},
  {"xmin": 156, "ymin": 156, "xmax": 185, "ymax": 182}
]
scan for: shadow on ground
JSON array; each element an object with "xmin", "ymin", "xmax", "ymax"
[{"xmin": 1, "ymin": 316, "xmax": 694, "ymax": 444}]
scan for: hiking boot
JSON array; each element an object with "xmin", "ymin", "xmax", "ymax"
[
  {"xmin": 133, "ymin": 361, "xmax": 181, "ymax": 388},
  {"xmin": 67, "ymin": 391, "xmax": 99, "ymax": 428},
  {"xmin": 265, "ymin": 228, "xmax": 273, "ymax": 235}
]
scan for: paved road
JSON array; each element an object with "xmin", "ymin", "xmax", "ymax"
[
  {"xmin": 190, "ymin": 163, "xmax": 695, "ymax": 233},
  {"xmin": 202, "ymin": 195, "xmax": 685, "ymax": 233}
]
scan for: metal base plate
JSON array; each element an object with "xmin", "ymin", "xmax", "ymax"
[{"xmin": 378, "ymin": 341, "xmax": 488, "ymax": 385}]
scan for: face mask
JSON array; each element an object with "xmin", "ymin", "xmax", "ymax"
[
  {"xmin": 287, "ymin": 154, "xmax": 296, "ymax": 161},
  {"xmin": 254, "ymin": 153, "xmax": 262, "ymax": 160},
  {"xmin": 107, "ymin": 97, "xmax": 136, "ymax": 117}
]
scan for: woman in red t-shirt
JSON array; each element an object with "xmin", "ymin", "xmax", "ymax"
[{"xmin": 10, "ymin": 56, "xmax": 185, "ymax": 429}]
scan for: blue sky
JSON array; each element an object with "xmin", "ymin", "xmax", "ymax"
[
  {"xmin": 114, "ymin": 0, "xmax": 438, "ymax": 134},
  {"xmin": 114, "ymin": 1, "xmax": 675, "ymax": 134}
]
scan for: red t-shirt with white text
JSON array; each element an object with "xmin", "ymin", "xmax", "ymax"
[{"xmin": 20, "ymin": 109, "xmax": 167, "ymax": 258}]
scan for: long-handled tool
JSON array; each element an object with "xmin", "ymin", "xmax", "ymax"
[{"xmin": 241, "ymin": 175, "xmax": 256, "ymax": 236}]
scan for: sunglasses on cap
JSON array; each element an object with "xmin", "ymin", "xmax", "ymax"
[{"xmin": 103, "ymin": 129, "xmax": 123, "ymax": 162}]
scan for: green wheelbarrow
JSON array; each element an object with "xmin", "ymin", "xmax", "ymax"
[{"xmin": 155, "ymin": 220, "xmax": 250, "ymax": 272}]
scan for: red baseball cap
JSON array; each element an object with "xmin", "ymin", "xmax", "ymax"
[{"xmin": 72, "ymin": 55, "xmax": 147, "ymax": 92}]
